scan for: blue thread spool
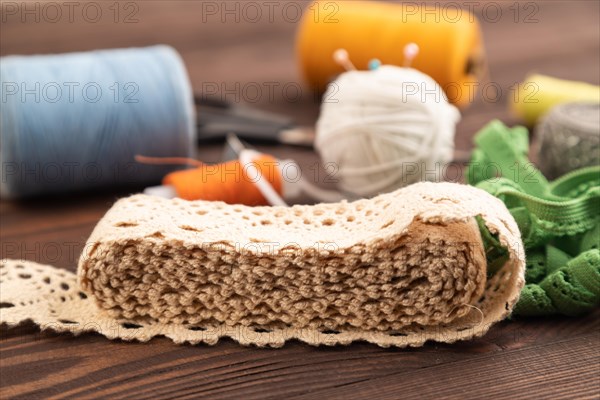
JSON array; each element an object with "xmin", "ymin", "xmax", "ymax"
[{"xmin": 0, "ymin": 45, "xmax": 195, "ymax": 199}]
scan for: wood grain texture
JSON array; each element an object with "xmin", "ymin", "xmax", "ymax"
[{"xmin": 1, "ymin": 1, "xmax": 599, "ymax": 399}]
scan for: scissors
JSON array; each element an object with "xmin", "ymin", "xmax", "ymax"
[{"xmin": 195, "ymin": 94, "xmax": 315, "ymax": 147}]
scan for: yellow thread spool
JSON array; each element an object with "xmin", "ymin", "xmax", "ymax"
[
  {"xmin": 296, "ymin": 0, "xmax": 484, "ymax": 107},
  {"xmin": 511, "ymin": 74, "xmax": 600, "ymax": 126}
]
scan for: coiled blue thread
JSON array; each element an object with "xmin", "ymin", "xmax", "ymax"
[{"xmin": 0, "ymin": 45, "xmax": 196, "ymax": 199}]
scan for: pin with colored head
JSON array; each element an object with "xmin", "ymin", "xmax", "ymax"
[
  {"xmin": 368, "ymin": 58, "xmax": 382, "ymax": 71},
  {"xmin": 333, "ymin": 48, "xmax": 356, "ymax": 71},
  {"xmin": 403, "ymin": 43, "xmax": 420, "ymax": 67}
]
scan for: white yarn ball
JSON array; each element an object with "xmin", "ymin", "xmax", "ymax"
[{"xmin": 315, "ymin": 65, "xmax": 460, "ymax": 197}]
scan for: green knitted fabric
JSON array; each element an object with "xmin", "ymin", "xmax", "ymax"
[{"xmin": 467, "ymin": 120, "xmax": 600, "ymax": 317}]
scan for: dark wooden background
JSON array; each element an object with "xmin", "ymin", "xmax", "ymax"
[{"xmin": 1, "ymin": 1, "xmax": 599, "ymax": 398}]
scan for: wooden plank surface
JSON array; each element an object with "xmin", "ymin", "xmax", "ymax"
[{"xmin": 1, "ymin": 1, "xmax": 599, "ymax": 399}]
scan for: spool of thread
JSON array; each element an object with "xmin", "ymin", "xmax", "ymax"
[
  {"xmin": 511, "ymin": 74, "xmax": 600, "ymax": 126},
  {"xmin": 0, "ymin": 45, "xmax": 195, "ymax": 199},
  {"xmin": 296, "ymin": 0, "xmax": 484, "ymax": 107},
  {"xmin": 315, "ymin": 64, "xmax": 460, "ymax": 198},
  {"xmin": 138, "ymin": 149, "xmax": 344, "ymax": 207},
  {"xmin": 161, "ymin": 154, "xmax": 283, "ymax": 206},
  {"xmin": 536, "ymin": 102, "xmax": 600, "ymax": 179}
]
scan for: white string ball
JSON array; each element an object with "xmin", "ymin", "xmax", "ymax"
[{"xmin": 315, "ymin": 65, "xmax": 461, "ymax": 198}]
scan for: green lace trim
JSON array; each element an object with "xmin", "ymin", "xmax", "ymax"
[{"xmin": 467, "ymin": 120, "xmax": 600, "ymax": 317}]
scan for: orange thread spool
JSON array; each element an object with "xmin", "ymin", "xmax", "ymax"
[
  {"xmin": 161, "ymin": 154, "xmax": 283, "ymax": 206},
  {"xmin": 296, "ymin": 0, "xmax": 485, "ymax": 107}
]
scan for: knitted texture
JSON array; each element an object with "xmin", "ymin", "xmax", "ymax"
[
  {"xmin": 1, "ymin": 182, "xmax": 525, "ymax": 347},
  {"xmin": 467, "ymin": 120, "xmax": 600, "ymax": 317},
  {"xmin": 81, "ymin": 217, "xmax": 485, "ymax": 331}
]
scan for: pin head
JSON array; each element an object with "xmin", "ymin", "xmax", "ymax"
[
  {"xmin": 333, "ymin": 48, "xmax": 356, "ymax": 71},
  {"xmin": 403, "ymin": 43, "xmax": 420, "ymax": 67},
  {"xmin": 333, "ymin": 48, "xmax": 349, "ymax": 64},
  {"xmin": 368, "ymin": 59, "xmax": 382, "ymax": 71}
]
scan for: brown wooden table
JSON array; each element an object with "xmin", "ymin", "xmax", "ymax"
[{"xmin": 1, "ymin": 1, "xmax": 599, "ymax": 398}]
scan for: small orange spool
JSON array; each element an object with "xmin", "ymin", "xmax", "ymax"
[{"xmin": 137, "ymin": 155, "xmax": 283, "ymax": 206}]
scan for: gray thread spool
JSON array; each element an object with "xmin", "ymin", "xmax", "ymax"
[{"xmin": 536, "ymin": 102, "xmax": 600, "ymax": 180}]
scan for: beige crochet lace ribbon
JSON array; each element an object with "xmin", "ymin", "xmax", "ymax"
[{"xmin": 0, "ymin": 182, "xmax": 525, "ymax": 347}]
